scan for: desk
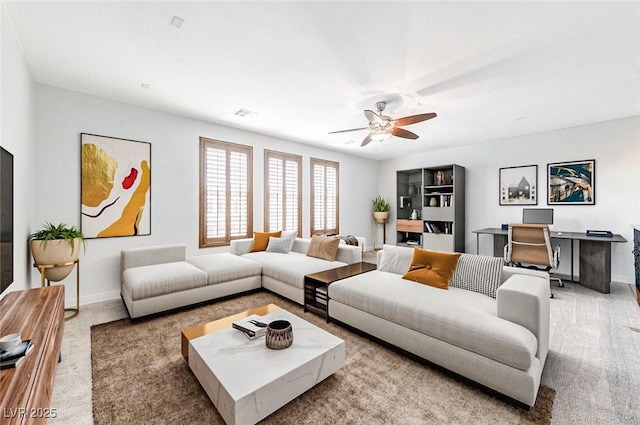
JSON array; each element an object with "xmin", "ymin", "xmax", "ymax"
[{"xmin": 473, "ymin": 228, "xmax": 627, "ymax": 294}]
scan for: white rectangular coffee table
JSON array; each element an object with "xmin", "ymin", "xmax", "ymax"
[{"xmin": 188, "ymin": 308, "xmax": 345, "ymax": 425}]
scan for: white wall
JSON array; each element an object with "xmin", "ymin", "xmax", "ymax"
[
  {"xmin": 33, "ymin": 84, "xmax": 379, "ymax": 304},
  {"xmin": 378, "ymin": 116, "xmax": 640, "ymax": 284},
  {"xmin": 1, "ymin": 3, "xmax": 36, "ymax": 294}
]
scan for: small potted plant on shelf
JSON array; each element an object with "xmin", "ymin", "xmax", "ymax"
[
  {"xmin": 28, "ymin": 222, "xmax": 86, "ymax": 282},
  {"xmin": 372, "ymin": 194, "xmax": 391, "ymax": 224}
]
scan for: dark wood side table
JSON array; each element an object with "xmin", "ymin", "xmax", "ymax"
[{"xmin": 304, "ymin": 262, "xmax": 377, "ymax": 322}]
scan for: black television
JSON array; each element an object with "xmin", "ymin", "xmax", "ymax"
[{"xmin": 0, "ymin": 146, "xmax": 13, "ymax": 293}]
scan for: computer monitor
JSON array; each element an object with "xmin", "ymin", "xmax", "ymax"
[{"xmin": 522, "ymin": 208, "xmax": 554, "ymax": 225}]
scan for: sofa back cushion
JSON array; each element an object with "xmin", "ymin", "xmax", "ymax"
[
  {"xmin": 378, "ymin": 244, "xmax": 413, "ymax": 274},
  {"xmin": 451, "ymin": 253, "xmax": 503, "ymax": 298},
  {"xmin": 306, "ymin": 235, "xmax": 340, "ymax": 261},
  {"xmin": 402, "ymin": 247, "xmax": 461, "ymax": 289}
]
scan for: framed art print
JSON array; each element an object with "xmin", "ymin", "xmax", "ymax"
[
  {"xmin": 547, "ymin": 159, "xmax": 595, "ymax": 205},
  {"xmin": 81, "ymin": 133, "xmax": 151, "ymax": 238},
  {"xmin": 499, "ymin": 165, "xmax": 537, "ymax": 205}
]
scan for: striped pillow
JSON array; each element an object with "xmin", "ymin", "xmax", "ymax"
[{"xmin": 450, "ymin": 254, "xmax": 503, "ymax": 298}]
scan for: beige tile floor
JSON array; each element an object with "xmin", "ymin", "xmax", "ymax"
[{"xmin": 48, "ymin": 280, "xmax": 640, "ymax": 425}]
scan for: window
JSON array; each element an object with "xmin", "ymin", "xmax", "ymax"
[
  {"xmin": 264, "ymin": 150, "xmax": 302, "ymax": 235},
  {"xmin": 310, "ymin": 157, "xmax": 339, "ymax": 235},
  {"xmin": 199, "ymin": 137, "xmax": 253, "ymax": 247}
]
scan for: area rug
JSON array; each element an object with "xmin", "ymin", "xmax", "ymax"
[{"xmin": 91, "ymin": 291, "xmax": 554, "ymax": 425}]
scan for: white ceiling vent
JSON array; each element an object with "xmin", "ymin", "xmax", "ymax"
[
  {"xmin": 233, "ymin": 108, "xmax": 257, "ymax": 117},
  {"xmin": 171, "ymin": 16, "xmax": 184, "ymax": 29}
]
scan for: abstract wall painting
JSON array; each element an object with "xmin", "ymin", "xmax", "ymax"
[
  {"xmin": 499, "ymin": 165, "xmax": 537, "ymax": 205},
  {"xmin": 81, "ymin": 133, "xmax": 151, "ymax": 238},
  {"xmin": 547, "ymin": 159, "xmax": 595, "ymax": 205}
]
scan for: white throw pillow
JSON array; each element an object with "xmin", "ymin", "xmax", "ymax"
[
  {"xmin": 266, "ymin": 236, "xmax": 292, "ymax": 254},
  {"xmin": 378, "ymin": 244, "xmax": 414, "ymax": 275},
  {"xmin": 450, "ymin": 253, "xmax": 503, "ymax": 298},
  {"xmin": 280, "ymin": 230, "xmax": 297, "ymax": 251}
]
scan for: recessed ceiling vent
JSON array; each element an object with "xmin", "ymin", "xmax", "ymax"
[
  {"xmin": 171, "ymin": 16, "xmax": 185, "ymax": 29},
  {"xmin": 233, "ymin": 108, "xmax": 257, "ymax": 117}
]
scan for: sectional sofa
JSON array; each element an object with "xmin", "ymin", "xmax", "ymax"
[
  {"xmin": 121, "ymin": 240, "xmax": 549, "ymax": 408},
  {"xmin": 328, "ymin": 245, "xmax": 550, "ymax": 408},
  {"xmin": 120, "ymin": 238, "xmax": 361, "ymax": 318}
]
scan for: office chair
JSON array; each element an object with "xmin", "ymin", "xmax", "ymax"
[{"xmin": 503, "ymin": 223, "xmax": 563, "ymax": 298}]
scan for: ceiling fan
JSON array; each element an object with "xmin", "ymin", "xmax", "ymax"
[{"xmin": 329, "ymin": 101, "xmax": 437, "ymax": 147}]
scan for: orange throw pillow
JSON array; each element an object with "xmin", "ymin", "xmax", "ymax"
[
  {"xmin": 251, "ymin": 231, "xmax": 282, "ymax": 252},
  {"xmin": 402, "ymin": 247, "xmax": 461, "ymax": 290}
]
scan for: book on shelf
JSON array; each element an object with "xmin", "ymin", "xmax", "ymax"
[
  {"xmin": 315, "ymin": 288, "xmax": 328, "ymax": 305},
  {"xmin": 0, "ymin": 339, "xmax": 34, "ymax": 369},
  {"xmin": 232, "ymin": 315, "xmax": 267, "ymax": 340}
]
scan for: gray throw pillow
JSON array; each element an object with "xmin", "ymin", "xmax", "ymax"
[
  {"xmin": 266, "ymin": 236, "xmax": 292, "ymax": 254},
  {"xmin": 450, "ymin": 253, "xmax": 503, "ymax": 298}
]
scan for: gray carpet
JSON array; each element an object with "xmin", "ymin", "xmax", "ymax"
[{"xmin": 91, "ymin": 292, "xmax": 554, "ymax": 425}]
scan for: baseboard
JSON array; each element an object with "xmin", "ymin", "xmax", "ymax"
[
  {"xmin": 611, "ymin": 274, "xmax": 633, "ymax": 285},
  {"xmin": 71, "ymin": 290, "xmax": 121, "ymax": 307}
]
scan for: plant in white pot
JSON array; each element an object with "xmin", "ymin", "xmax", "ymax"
[
  {"xmin": 28, "ymin": 222, "xmax": 86, "ymax": 282},
  {"xmin": 372, "ymin": 194, "xmax": 391, "ymax": 224}
]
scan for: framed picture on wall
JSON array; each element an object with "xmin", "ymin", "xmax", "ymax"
[
  {"xmin": 547, "ymin": 159, "xmax": 595, "ymax": 205},
  {"xmin": 499, "ymin": 165, "xmax": 537, "ymax": 205},
  {"xmin": 81, "ymin": 133, "xmax": 151, "ymax": 238}
]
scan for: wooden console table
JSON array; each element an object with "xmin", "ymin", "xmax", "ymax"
[{"xmin": 0, "ymin": 286, "xmax": 65, "ymax": 424}]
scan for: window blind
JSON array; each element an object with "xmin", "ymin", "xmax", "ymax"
[
  {"xmin": 265, "ymin": 150, "xmax": 301, "ymax": 235},
  {"xmin": 311, "ymin": 158, "xmax": 339, "ymax": 235},
  {"xmin": 200, "ymin": 138, "xmax": 252, "ymax": 247}
]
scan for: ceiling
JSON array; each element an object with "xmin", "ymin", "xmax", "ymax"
[{"xmin": 4, "ymin": 1, "xmax": 640, "ymax": 160}]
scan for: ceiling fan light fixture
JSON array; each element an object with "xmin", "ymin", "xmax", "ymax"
[{"xmin": 371, "ymin": 131, "xmax": 392, "ymax": 141}]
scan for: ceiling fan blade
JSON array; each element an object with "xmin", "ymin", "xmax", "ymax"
[
  {"xmin": 392, "ymin": 127, "xmax": 419, "ymax": 140},
  {"xmin": 394, "ymin": 112, "xmax": 437, "ymax": 127},
  {"xmin": 364, "ymin": 110, "xmax": 383, "ymax": 124},
  {"xmin": 328, "ymin": 127, "xmax": 369, "ymax": 134},
  {"xmin": 361, "ymin": 133, "xmax": 374, "ymax": 147}
]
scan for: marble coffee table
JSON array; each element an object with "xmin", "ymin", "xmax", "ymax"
[{"xmin": 188, "ymin": 308, "xmax": 345, "ymax": 425}]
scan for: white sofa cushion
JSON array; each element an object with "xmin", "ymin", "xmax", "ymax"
[
  {"xmin": 329, "ymin": 271, "xmax": 538, "ymax": 371},
  {"xmin": 242, "ymin": 251, "xmax": 348, "ymax": 289},
  {"xmin": 123, "ymin": 262, "xmax": 207, "ymax": 301},
  {"xmin": 378, "ymin": 244, "xmax": 413, "ymax": 274},
  {"xmin": 450, "ymin": 254, "xmax": 503, "ymax": 298},
  {"xmin": 187, "ymin": 253, "xmax": 262, "ymax": 285}
]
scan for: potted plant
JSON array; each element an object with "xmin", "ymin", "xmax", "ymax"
[
  {"xmin": 28, "ymin": 222, "xmax": 86, "ymax": 282},
  {"xmin": 372, "ymin": 194, "xmax": 391, "ymax": 224}
]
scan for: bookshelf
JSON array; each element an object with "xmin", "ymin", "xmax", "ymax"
[{"xmin": 396, "ymin": 164, "xmax": 465, "ymax": 252}]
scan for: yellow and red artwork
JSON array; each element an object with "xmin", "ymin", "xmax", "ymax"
[{"xmin": 81, "ymin": 133, "xmax": 151, "ymax": 238}]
